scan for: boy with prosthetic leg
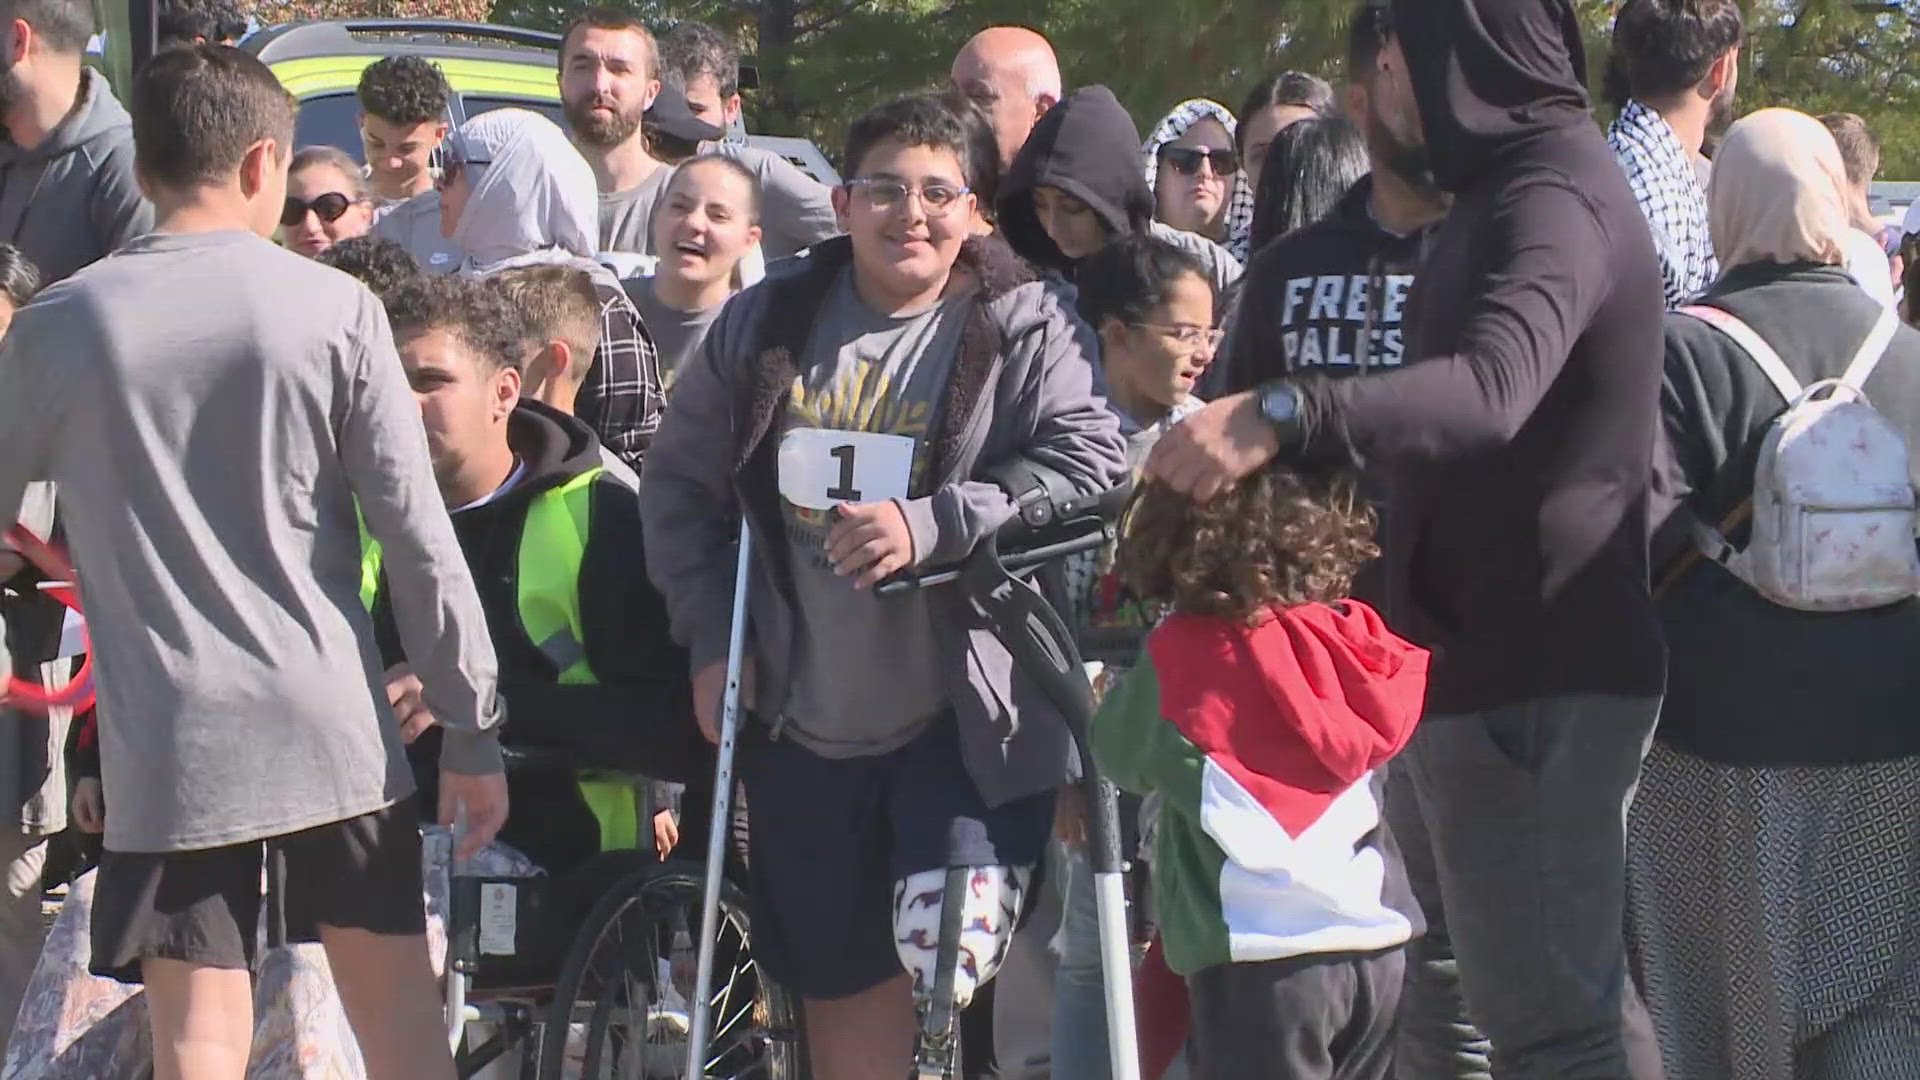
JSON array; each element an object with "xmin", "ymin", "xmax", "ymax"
[{"xmin": 640, "ymin": 94, "xmax": 1126, "ymax": 1079}]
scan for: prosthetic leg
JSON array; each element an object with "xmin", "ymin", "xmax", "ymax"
[{"xmin": 899, "ymin": 865, "xmax": 1030, "ymax": 1079}]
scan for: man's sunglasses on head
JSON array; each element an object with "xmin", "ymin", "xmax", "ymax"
[{"xmin": 1159, "ymin": 147, "xmax": 1240, "ymax": 177}]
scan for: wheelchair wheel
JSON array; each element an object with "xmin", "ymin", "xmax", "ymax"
[{"xmin": 538, "ymin": 863, "xmax": 805, "ymax": 1079}]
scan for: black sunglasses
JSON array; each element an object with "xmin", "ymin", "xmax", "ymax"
[
  {"xmin": 281, "ymin": 192, "xmax": 356, "ymax": 228},
  {"xmin": 1159, "ymin": 146, "xmax": 1240, "ymax": 177}
]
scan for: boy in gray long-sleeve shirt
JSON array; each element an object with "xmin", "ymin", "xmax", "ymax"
[{"xmin": 0, "ymin": 46, "xmax": 500, "ymax": 1080}]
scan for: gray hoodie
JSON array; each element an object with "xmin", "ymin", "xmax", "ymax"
[
  {"xmin": 0, "ymin": 67, "xmax": 151, "ymax": 285},
  {"xmin": 640, "ymin": 235, "xmax": 1128, "ymax": 805}
]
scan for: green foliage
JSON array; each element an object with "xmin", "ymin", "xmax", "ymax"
[{"xmin": 484, "ymin": 0, "xmax": 1920, "ymax": 178}]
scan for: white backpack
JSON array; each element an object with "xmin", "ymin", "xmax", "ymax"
[{"xmin": 1678, "ymin": 304, "xmax": 1920, "ymax": 611}]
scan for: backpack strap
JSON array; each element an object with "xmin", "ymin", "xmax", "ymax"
[
  {"xmin": 1677, "ymin": 304, "xmax": 1804, "ymax": 406},
  {"xmin": 1839, "ymin": 305, "xmax": 1900, "ymax": 390}
]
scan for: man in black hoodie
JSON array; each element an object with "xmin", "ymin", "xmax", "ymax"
[
  {"xmin": 374, "ymin": 275, "xmax": 708, "ymax": 878},
  {"xmin": 998, "ymin": 84, "xmax": 1240, "ymax": 296},
  {"xmin": 1150, "ymin": 2, "xmax": 1668, "ymax": 1077},
  {"xmin": 1218, "ymin": 2, "xmax": 1446, "ymax": 393}
]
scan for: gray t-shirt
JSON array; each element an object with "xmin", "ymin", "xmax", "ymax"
[
  {"xmin": 599, "ymin": 168, "xmax": 675, "ymax": 256},
  {"xmin": 600, "ymin": 144, "xmax": 839, "ymax": 260},
  {"xmin": 778, "ymin": 269, "xmax": 968, "ymax": 757},
  {"xmin": 372, "ymin": 189, "xmax": 463, "ymax": 273},
  {"xmin": 625, "ymin": 275, "xmax": 725, "ymax": 390},
  {"xmin": 0, "ymin": 230, "xmax": 502, "ymax": 852}
]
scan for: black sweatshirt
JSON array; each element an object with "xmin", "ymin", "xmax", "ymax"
[
  {"xmin": 1654, "ymin": 265, "xmax": 1920, "ymax": 765},
  {"xmin": 1220, "ymin": 177, "xmax": 1434, "ymax": 394},
  {"xmin": 1288, "ymin": 0, "xmax": 1667, "ymax": 714},
  {"xmin": 380, "ymin": 401, "xmax": 708, "ymax": 872}
]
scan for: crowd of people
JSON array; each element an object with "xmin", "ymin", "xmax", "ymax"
[{"xmin": 0, "ymin": 0, "xmax": 1917, "ymax": 1077}]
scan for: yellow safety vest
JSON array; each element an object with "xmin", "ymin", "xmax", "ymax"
[{"xmin": 359, "ymin": 468, "xmax": 641, "ymax": 852}]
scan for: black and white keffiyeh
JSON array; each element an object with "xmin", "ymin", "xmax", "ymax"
[
  {"xmin": 1142, "ymin": 99, "xmax": 1255, "ymax": 263},
  {"xmin": 1609, "ymin": 99, "xmax": 1717, "ymax": 308}
]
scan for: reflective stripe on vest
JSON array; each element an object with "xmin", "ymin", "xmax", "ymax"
[{"xmin": 361, "ymin": 467, "xmax": 642, "ymax": 854}]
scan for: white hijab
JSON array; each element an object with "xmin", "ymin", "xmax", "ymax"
[{"xmin": 449, "ymin": 108, "xmax": 601, "ymax": 275}]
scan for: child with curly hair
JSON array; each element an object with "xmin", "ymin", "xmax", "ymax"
[{"xmin": 1092, "ymin": 466, "xmax": 1428, "ymax": 1080}]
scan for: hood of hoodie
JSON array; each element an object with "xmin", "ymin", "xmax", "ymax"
[
  {"xmin": 1390, "ymin": 0, "xmax": 1591, "ymax": 193},
  {"xmin": 0, "ymin": 68, "xmax": 130, "ymax": 165},
  {"xmin": 1147, "ymin": 600, "xmax": 1426, "ymax": 835},
  {"xmin": 468, "ymin": 399, "xmax": 607, "ymax": 517},
  {"xmin": 999, "ymin": 85, "xmax": 1155, "ymax": 276}
]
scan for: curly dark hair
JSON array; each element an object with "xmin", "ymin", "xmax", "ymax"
[
  {"xmin": 317, "ymin": 236, "xmax": 421, "ymax": 300},
  {"xmin": 382, "ymin": 274, "xmax": 528, "ymax": 374},
  {"xmin": 356, "ymin": 55, "xmax": 450, "ymax": 126},
  {"xmin": 1118, "ymin": 466, "xmax": 1377, "ymax": 624}
]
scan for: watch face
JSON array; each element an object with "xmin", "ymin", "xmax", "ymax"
[{"xmin": 1262, "ymin": 384, "xmax": 1296, "ymax": 424}]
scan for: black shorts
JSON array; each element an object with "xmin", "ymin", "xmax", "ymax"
[
  {"xmin": 90, "ymin": 801, "xmax": 426, "ymax": 985},
  {"xmin": 737, "ymin": 714, "xmax": 1052, "ymax": 1000}
]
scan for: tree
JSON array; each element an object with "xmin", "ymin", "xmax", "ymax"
[{"xmin": 475, "ymin": 0, "xmax": 1920, "ymax": 177}]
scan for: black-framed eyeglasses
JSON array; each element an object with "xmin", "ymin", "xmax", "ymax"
[
  {"xmin": 281, "ymin": 192, "xmax": 357, "ymax": 228},
  {"xmin": 1159, "ymin": 146, "xmax": 1240, "ymax": 178},
  {"xmin": 845, "ymin": 177, "xmax": 972, "ymax": 216}
]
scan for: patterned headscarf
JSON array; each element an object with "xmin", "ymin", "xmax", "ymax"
[{"xmin": 1142, "ymin": 99, "xmax": 1255, "ymax": 262}]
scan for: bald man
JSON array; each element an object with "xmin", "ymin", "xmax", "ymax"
[{"xmin": 952, "ymin": 26, "xmax": 1063, "ymax": 175}]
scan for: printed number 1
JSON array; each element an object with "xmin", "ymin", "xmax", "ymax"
[{"xmin": 826, "ymin": 444, "xmax": 862, "ymax": 502}]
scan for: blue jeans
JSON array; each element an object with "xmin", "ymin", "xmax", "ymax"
[{"xmin": 1050, "ymin": 840, "xmax": 1111, "ymax": 1080}]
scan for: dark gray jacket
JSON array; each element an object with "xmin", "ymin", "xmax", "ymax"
[
  {"xmin": 1653, "ymin": 264, "xmax": 1920, "ymax": 765},
  {"xmin": 640, "ymin": 235, "xmax": 1128, "ymax": 804},
  {"xmin": 0, "ymin": 67, "xmax": 151, "ymax": 285}
]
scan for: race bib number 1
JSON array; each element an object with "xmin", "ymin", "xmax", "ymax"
[{"xmin": 778, "ymin": 429, "xmax": 916, "ymax": 510}]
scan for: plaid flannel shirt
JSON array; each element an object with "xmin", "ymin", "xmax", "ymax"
[
  {"xmin": 1609, "ymin": 100, "xmax": 1717, "ymax": 309},
  {"xmin": 576, "ymin": 283, "xmax": 663, "ymax": 471}
]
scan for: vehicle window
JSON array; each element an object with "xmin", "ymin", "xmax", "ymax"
[
  {"xmin": 291, "ymin": 92, "xmax": 566, "ymax": 163},
  {"xmin": 293, "ymin": 92, "xmax": 365, "ymax": 158},
  {"xmin": 463, "ymin": 95, "xmax": 567, "ymax": 131}
]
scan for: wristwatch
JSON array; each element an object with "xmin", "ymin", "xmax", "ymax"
[{"xmin": 1257, "ymin": 380, "xmax": 1301, "ymax": 429}]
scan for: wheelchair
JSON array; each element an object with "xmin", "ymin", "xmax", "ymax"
[{"xmin": 439, "ymin": 748, "xmax": 805, "ymax": 1080}]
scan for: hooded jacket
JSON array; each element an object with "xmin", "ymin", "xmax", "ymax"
[
  {"xmin": 1287, "ymin": 0, "xmax": 1667, "ymax": 715},
  {"xmin": 0, "ymin": 68, "xmax": 150, "ymax": 286},
  {"xmin": 1093, "ymin": 600, "xmax": 1427, "ymax": 975},
  {"xmin": 640, "ymin": 234, "xmax": 1127, "ymax": 806},
  {"xmin": 999, "ymin": 86, "xmax": 1239, "ymax": 296},
  {"xmin": 381, "ymin": 401, "xmax": 706, "ymax": 873},
  {"xmin": 1219, "ymin": 177, "xmax": 1434, "ymax": 394}
]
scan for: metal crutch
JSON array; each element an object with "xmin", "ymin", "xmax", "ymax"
[
  {"xmin": 684, "ymin": 528, "xmax": 754, "ymax": 1080},
  {"xmin": 955, "ymin": 536, "xmax": 1142, "ymax": 1080}
]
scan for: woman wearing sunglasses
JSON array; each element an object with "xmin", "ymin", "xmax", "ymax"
[
  {"xmin": 1142, "ymin": 99, "xmax": 1255, "ymax": 262},
  {"xmin": 281, "ymin": 147, "xmax": 374, "ymax": 260}
]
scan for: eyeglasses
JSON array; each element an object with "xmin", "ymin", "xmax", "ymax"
[
  {"xmin": 280, "ymin": 192, "xmax": 357, "ymax": 228},
  {"xmin": 846, "ymin": 177, "xmax": 972, "ymax": 217},
  {"xmin": 1159, "ymin": 147, "xmax": 1240, "ymax": 178},
  {"xmin": 1133, "ymin": 323, "xmax": 1224, "ymax": 350}
]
